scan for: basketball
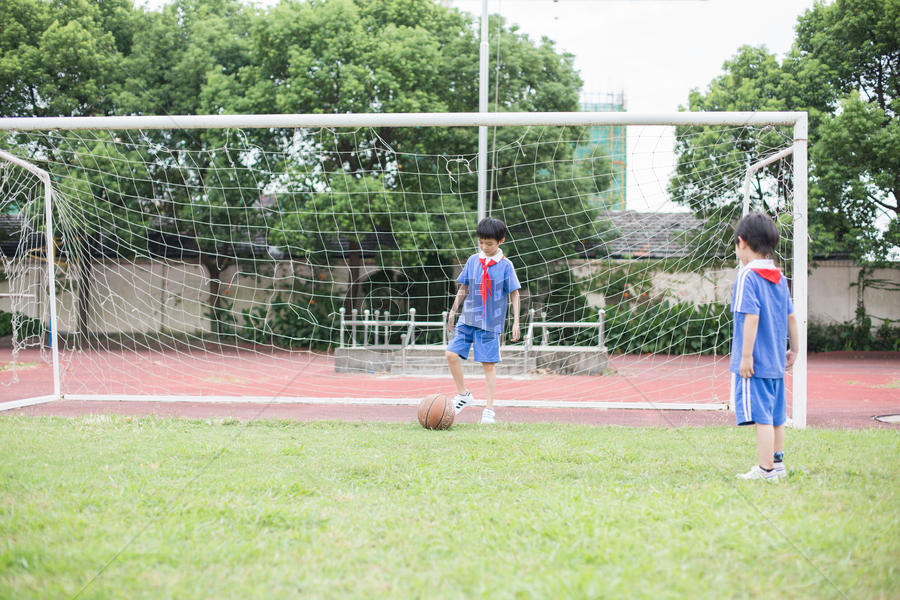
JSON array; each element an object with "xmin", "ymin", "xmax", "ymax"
[{"xmin": 417, "ymin": 393, "xmax": 454, "ymax": 430}]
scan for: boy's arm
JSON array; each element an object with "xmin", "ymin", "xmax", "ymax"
[
  {"xmin": 508, "ymin": 289, "xmax": 521, "ymax": 342},
  {"xmin": 785, "ymin": 313, "xmax": 799, "ymax": 369},
  {"xmin": 447, "ymin": 284, "xmax": 468, "ymax": 330},
  {"xmin": 739, "ymin": 314, "xmax": 759, "ymax": 378}
]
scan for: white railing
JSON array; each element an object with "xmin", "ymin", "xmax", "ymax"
[{"xmin": 338, "ymin": 307, "xmax": 449, "ymax": 350}]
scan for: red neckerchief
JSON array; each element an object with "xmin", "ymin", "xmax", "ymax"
[
  {"xmin": 479, "ymin": 256, "xmax": 498, "ymax": 312},
  {"xmin": 745, "ymin": 259, "xmax": 782, "ymax": 284},
  {"xmin": 752, "ymin": 268, "xmax": 782, "ymax": 284}
]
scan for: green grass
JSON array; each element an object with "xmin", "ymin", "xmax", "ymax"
[{"xmin": 1, "ymin": 416, "xmax": 897, "ymax": 599}]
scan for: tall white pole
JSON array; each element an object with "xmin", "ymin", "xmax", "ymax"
[
  {"xmin": 41, "ymin": 174, "xmax": 61, "ymax": 400},
  {"xmin": 792, "ymin": 114, "xmax": 809, "ymax": 429},
  {"xmin": 477, "ymin": 0, "xmax": 489, "ymax": 222}
]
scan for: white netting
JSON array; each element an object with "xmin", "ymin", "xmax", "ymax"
[{"xmin": 0, "ymin": 120, "xmax": 795, "ymax": 407}]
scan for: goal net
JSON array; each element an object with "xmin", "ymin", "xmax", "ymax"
[{"xmin": 0, "ymin": 113, "xmax": 808, "ymax": 424}]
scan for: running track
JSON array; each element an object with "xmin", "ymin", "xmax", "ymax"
[{"xmin": 1, "ymin": 349, "xmax": 897, "ymax": 428}]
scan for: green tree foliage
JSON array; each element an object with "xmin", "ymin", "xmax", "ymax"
[
  {"xmin": 216, "ymin": 0, "xmax": 612, "ymax": 318},
  {"xmin": 0, "ymin": 0, "xmax": 135, "ymax": 117},
  {"xmin": 2, "ymin": 0, "xmax": 611, "ymax": 340},
  {"xmin": 670, "ymin": 0, "xmax": 899, "ymax": 264}
]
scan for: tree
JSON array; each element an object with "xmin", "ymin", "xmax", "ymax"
[
  {"xmin": 114, "ymin": 0, "xmax": 265, "ymax": 328},
  {"xmin": 795, "ymin": 0, "xmax": 900, "ymax": 262},
  {"xmin": 4, "ymin": 0, "xmax": 611, "ymax": 340},
  {"xmin": 229, "ymin": 0, "xmax": 612, "ymax": 319},
  {"xmin": 0, "ymin": 0, "xmax": 135, "ymax": 117},
  {"xmin": 670, "ymin": 0, "xmax": 899, "ymax": 264}
]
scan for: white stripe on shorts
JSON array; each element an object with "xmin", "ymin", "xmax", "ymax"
[{"xmin": 743, "ymin": 376, "xmax": 752, "ymax": 421}]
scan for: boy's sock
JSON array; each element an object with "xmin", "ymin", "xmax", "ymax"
[{"xmin": 773, "ymin": 452, "xmax": 786, "ymax": 478}]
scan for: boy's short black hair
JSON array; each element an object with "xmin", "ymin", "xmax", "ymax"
[
  {"xmin": 476, "ymin": 217, "xmax": 507, "ymax": 242},
  {"xmin": 734, "ymin": 212, "xmax": 779, "ymax": 257}
]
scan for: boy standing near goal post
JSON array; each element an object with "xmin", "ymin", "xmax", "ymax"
[
  {"xmin": 446, "ymin": 217, "xmax": 521, "ymax": 424},
  {"xmin": 731, "ymin": 213, "xmax": 799, "ymax": 481}
]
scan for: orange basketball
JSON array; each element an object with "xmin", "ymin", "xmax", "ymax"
[{"xmin": 417, "ymin": 393, "xmax": 454, "ymax": 430}]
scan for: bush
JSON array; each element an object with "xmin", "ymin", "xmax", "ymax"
[
  {"xmin": 808, "ymin": 318, "xmax": 900, "ymax": 352},
  {"xmin": 0, "ymin": 311, "xmax": 43, "ymax": 340},
  {"xmin": 549, "ymin": 300, "xmax": 733, "ymax": 356},
  {"xmin": 237, "ymin": 293, "xmax": 343, "ymax": 351}
]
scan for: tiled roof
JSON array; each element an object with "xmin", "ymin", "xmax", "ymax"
[
  {"xmin": 596, "ymin": 211, "xmax": 706, "ymax": 259},
  {"xmin": 607, "ymin": 211, "xmax": 705, "ymax": 258}
]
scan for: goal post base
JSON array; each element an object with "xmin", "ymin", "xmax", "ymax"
[
  {"xmin": 60, "ymin": 394, "xmax": 728, "ymax": 411},
  {"xmin": 0, "ymin": 395, "xmax": 57, "ymax": 412}
]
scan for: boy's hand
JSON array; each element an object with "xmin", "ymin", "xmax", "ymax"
[
  {"xmin": 509, "ymin": 319, "xmax": 521, "ymax": 342},
  {"xmin": 785, "ymin": 349, "xmax": 796, "ymax": 369},
  {"xmin": 447, "ymin": 310, "xmax": 456, "ymax": 330},
  {"xmin": 739, "ymin": 355, "xmax": 754, "ymax": 378}
]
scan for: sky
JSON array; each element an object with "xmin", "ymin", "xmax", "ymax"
[
  {"xmin": 450, "ymin": 0, "xmax": 820, "ymax": 211},
  {"xmin": 451, "ymin": 0, "xmax": 819, "ymax": 113}
]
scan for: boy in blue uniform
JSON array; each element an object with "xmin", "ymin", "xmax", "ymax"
[
  {"xmin": 731, "ymin": 213, "xmax": 799, "ymax": 481},
  {"xmin": 446, "ymin": 218, "xmax": 521, "ymax": 424}
]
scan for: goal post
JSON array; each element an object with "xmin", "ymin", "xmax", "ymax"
[{"xmin": 0, "ymin": 111, "xmax": 808, "ymax": 427}]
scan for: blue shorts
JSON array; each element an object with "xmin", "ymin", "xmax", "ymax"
[
  {"xmin": 447, "ymin": 323, "xmax": 501, "ymax": 364},
  {"xmin": 731, "ymin": 373, "xmax": 786, "ymax": 426}
]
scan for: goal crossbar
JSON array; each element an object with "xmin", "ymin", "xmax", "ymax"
[{"xmin": 0, "ymin": 111, "xmax": 807, "ymax": 131}]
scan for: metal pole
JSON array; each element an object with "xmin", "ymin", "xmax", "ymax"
[
  {"xmin": 792, "ymin": 114, "xmax": 809, "ymax": 429},
  {"xmin": 742, "ymin": 146, "xmax": 795, "ymax": 216},
  {"xmin": 477, "ymin": 0, "xmax": 490, "ymax": 222},
  {"xmin": 0, "ymin": 112, "xmax": 807, "ymax": 131},
  {"xmin": 42, "ymin": 174, "xmax": 61, "ymax": 400}
]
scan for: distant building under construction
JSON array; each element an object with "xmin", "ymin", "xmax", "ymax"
[{"xmin": 577, "ymin": 93, "xmax": 626, "ymax": 211}]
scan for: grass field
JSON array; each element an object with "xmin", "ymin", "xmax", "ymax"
[{"xmin": 1, "ymin": 416, "xmax": 897, "ymax": 599}]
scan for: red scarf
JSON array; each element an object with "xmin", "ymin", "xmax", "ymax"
[
  {"xmin": 745, "ymin": 259, "xmax": 782, "ymax": 285},
  {"xmin": 480, "ymin": 257, "xmax": 498, "ymax": 312},
  {"xmin": 751, "ymin": 268, "xmax": 782, "ymax": 284}
]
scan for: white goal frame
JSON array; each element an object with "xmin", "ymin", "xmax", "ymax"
[{"xmin": 0, "ymin": 111, "xmax": 809, "ymax": 427}]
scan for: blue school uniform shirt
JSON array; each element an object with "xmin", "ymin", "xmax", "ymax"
[
  {"xmin": 730, "ymin": 259, "xmax": 794, "ymax": 379},
  {"xmin": 457, "ymin": 252, "xmax": 521, "ymax": 333}
]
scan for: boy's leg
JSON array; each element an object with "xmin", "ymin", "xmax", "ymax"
[
  {"xmin": 772, "ymin": 378, "xmax": 787, "ymax": 477},
  {"xmin": 756, "ymin": 424, "xmax": 775, "ymax": 470},
  {"xmin": 445, "ymin": 351, "xmax": 466, "ymax": 395},
  {"xmin": 480, "ymin": 362, "xmax": 497, "ymax": 424},
  {"xmin": 482, "ymin": 362, "xmax": 496, "ymax": 410},
  {"xmin": 774, "ymin": 425, "xmax": 785, "ymax": 455},
  {"xmin": 772, "ymin": 424, "xmax": 787, "ymax": 478},
  {"xmin": 446, "ymin": 325, "xmax": 476, "ymax": 414}
]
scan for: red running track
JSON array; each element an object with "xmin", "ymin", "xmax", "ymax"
[{"xmin": 1, "ymin": 348, "xmax": 897, "ymax": 428}]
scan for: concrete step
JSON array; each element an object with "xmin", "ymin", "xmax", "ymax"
[{"xmin": 334, "ymin": 344, "xmax": 608, "ymax": 376}]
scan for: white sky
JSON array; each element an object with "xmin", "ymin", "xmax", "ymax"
[
  {"xmin": 452, "ymin": 0, "xmax": 818, "ymax": 113},
  {"xmin": 451, "ymin": 0, "xmax": 820, "ymax": 211}
]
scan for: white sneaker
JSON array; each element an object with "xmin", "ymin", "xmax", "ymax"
[
  {"xmin": 773, "ymin": 462, "xmax": 787, "ymax": 479},
  {"xmin": 736, "ymin": 465, "xmax": 777, "ymax": 481},
  {"xmin": 453, "ymin": 391, "xmax": 473, "ymax": 415},
  {"xmin": 480, "ymin": 408, "xmax": 496, "ymax": 424}
]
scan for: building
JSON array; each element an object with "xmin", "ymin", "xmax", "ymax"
[{"xmin": 577, "ymin": 93, "xmax": 626, "ymax": 211}]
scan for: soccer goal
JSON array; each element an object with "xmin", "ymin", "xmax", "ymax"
[{"xmin": 0, "ymin": 112, "xmax": 808, "ymax": 426}]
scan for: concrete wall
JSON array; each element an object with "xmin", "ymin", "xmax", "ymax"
[
  {"xmin": 2, "ymin": 258, "xmax": 897, "ymax": 334},
  {"xmin": 807, "ymin": 261, "xmax": 900, "ymax": 326},
  {"xmin": 572, "ymin": 259, "xmax": 900, "ymax": 327}
]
